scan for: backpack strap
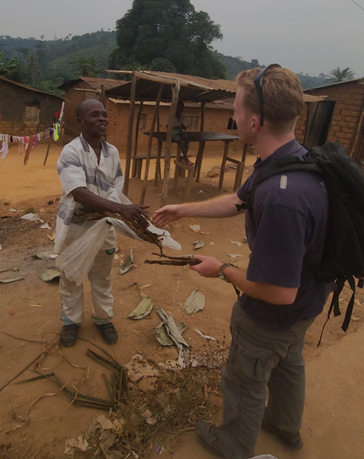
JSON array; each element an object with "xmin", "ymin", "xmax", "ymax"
[
  {"xmin": 246, "ymin": 156, "xmax": 321, "ymax": 226},
  {"xmin": 317, "ymin": 274, "xmax": 356, "ymax": 346}
]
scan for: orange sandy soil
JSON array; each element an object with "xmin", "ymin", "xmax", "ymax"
[{"xmin": 0, "ymin": 142, "xmax": 363, "ymax": 458}]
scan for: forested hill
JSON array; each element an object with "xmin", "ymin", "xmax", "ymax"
[{"xmin": 0, "ymin": 31, "xmax": 326, "ymax": 93}]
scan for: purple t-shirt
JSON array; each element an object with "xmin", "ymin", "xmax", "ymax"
[{"xmin": 237, "ymin": 139, "xmax": 332, "ymax": 332}]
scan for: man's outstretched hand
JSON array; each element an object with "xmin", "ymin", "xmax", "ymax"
[
  {"xmin": 117, "ymin": 204, "xmax": 150, "ymax": 228},
  {"xmin": 152, "ymin": 205, "xmax": 181, "ymax": 228}
]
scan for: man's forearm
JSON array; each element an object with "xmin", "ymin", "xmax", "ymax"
[
  {"xmin": 178, "ymin": 193, "xmax": 244, "ymax": 219},
  {"xmin": 72, "ymin": 187, "xmax": 120, "ymax": 213},
  {"xmin": 224, "ymin": 266, "xmax": 298, "ymax": 305}
]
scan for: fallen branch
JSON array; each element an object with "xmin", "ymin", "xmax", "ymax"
[{"xmin": 145, "ymin": 253, "xmax": 201, "ymax": 266}]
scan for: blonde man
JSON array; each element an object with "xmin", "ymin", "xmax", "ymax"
[{"xmin": 153, "ymin": 65, "xmax": 332, "ymax": 458}]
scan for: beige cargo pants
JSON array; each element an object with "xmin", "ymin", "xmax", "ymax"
[{"xmin": 60, "ymin": 223, "xmax": 116, "ymax": 326}]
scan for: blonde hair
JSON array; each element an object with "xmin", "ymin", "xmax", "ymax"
[{"xmin": 235, "ymin": 67, "xmax": 304, "ymax": 135}]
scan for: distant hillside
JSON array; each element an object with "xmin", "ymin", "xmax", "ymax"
[
  {"xmin": 0, "ymin": 31, "xmax": 118, "ymax": 94},
  {"xmin": 0, "ymin": 31, "xmax": 328, "ymax": 94}
]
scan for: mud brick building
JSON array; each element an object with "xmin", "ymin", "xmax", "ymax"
[
  {"xmin": 0, "ymin": 76, "xmax": 63, "ymax": 136},
  {"xmin": 304, "ymin": 78, "xmax": 364, "ymax": 162},
  {"xmin": 60, "ymin": 77, "xmax": 124, "ymax": 137}
]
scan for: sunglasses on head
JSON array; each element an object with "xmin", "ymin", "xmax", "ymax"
[{"xmin": 254, "ymin": 63, "xmax": 282, "ymax": 126}]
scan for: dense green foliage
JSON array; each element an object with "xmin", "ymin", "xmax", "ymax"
[
  {"xmin": 0, "ymin": 32, "xmax": 117, "ymax": 95},
  {"xmin": 109, "ymin": 0, "xmax": 227, "ymax": 79},
  {"xmin": 0, "ymin": 28, "xmax": 348, "ymax": 94}
]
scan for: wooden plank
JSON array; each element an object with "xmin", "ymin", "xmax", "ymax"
[
  {"xmin": 124, "ymin": 73, "xmax": 137, "ymax": 196},
  {"xmin": 105, "ymin": 70, "xmax": 133, "ymax": 75},
  {"xmin": 132, "ymin": 102, "xmax": 144, "ymax": 177},
  {"xmin": 140, "ymin": 84, "xmax": 164, "ymax": 204},
  {"xmin": 162, "ymin": 82, "xmax": 180, "ymax": 205}
]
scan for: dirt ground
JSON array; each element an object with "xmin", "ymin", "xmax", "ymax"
[{"xmin": 0, "ymin": 143, "xmax": 363, "ymax": 458}]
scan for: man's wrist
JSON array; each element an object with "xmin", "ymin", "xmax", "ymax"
[{"xmin": 218, "ymin": 263, "xmax": 234, "ymax": 282}]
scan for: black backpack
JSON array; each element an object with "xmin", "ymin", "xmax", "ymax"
[{"xmin": 241, "ymin": 142, "xmax": 364, "ymax": 342}]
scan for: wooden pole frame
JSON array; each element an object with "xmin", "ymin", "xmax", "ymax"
[
  {"xmin": 195, "ymin": 101, "xmax": 206, "ymax": 182},
  {"xmin": 162, "ymin": 82, "xmax": 180, "ymax": 205},
  {"xmin": 124, "ymin": 73, "xmax": 137, "ymax": 196},
  {"xmin": 140, "ymin": 83, "xmax": 164, "ymax": 204},
  {"xmin": 132, "ymin": 101, "xmax": 144, "ymax": 177}
]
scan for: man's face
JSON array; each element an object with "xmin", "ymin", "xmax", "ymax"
[
  {"xmin": 77, "ymin": 100, "xmax": 108, "ymax": 137},
  {"xmin": 233, "ymin": 87, "xmax": 253, "ymax": 144}
]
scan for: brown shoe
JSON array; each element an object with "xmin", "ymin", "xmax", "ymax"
[
  {"xmin": 95, "ymin": 322, "xmax": 118, "ymax": 344},
  {"xmin": 60, "ymin": 324, "xmax": 79, "ymax": 347},
  {"xmin": 261, "ymin": 412, "xmax": 303, "ymax": 450},
  {"xmin": 195, "ymin": 421, "xmax": 224, "ymax": 457}
]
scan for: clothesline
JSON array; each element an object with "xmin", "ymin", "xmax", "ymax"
[{"xmin": 0, "ymin": 102, "xmax": 65, "ymax": 163}]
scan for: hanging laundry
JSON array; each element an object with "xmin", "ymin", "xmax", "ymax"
[
  {"xmin": 44, "ymin": 128, "xmax": 50, "ymax": 140},
  {"xmin": 53, "ymin": 123, "xmax": 60, "ymax": 141},
  {"xmin": 0, "ymin": 141, "xmax": 9, "ymax": 159},
  {"xmin": 24, "ymin": 135, "xmax": 33, "ymax": 166},
  {"xmin": 33, "ymin": 135, "xmax": 38, "ymax": 148}
]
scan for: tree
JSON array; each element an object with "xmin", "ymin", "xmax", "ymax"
[
  {"xmin": 0, "ymin": 51, "xmax": 20, "ymax": 76},
  {"xmin": 109, "ymin": 0, "xmax": 226, "ymax": 79},
  {"xmin": 327, "ymin": 67, "xmax": 355, "ymax": 83},
  {"xmin": 26, "ymin": 53, "xmax": 39, "ymax": 85},
  {"xmin": 69, "ymin": 56, "xmax": 101, "ymax": 77}
]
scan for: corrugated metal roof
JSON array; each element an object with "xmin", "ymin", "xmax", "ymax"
[
  {"xmin": 304, "ymin": 78, "xmax": 364, "ymax": 92},
  {"xmin": 0, "ymin": 76, "xmax": 63, "ymax": 99},
  {"xmin": 59, "ymin": 77, "xmax": 127, "ymax": 91},
  {"xmin": 105, "ymin": 71, "xmax": 326, "ymax": 104},
  {"xmin": 105, "ymin": 70, "xmax": 237, "ymax": 103},
  {"xmin": 109, "ymin": 98, "xmax": 234, "ymax": 111}
]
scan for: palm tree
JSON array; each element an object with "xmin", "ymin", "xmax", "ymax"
[
  {"xmin": 0, "ymin": 51, "xmax": 20, "ymax": 76},
  {"xmin": 69, "ymin": 57, "xmax": 101, "ymax": 77},
  {"xmin": 26, "ymin": 54, "xmax": 39, "ymax": 85},
  {"xmin": 327, "ymin": 67, "xmax": 355, "ymax": 83}
]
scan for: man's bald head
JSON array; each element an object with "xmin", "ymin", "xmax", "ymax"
[
  {"xmin": 76, "ymin": 98, "xmax": 108, "ymax": 138},
  {"xmin": 76, "ymin": 99, "xmax": 106, "ymax": 119}
]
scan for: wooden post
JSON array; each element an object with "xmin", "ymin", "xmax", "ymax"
[
  {"xmin": 132, "ymin": 101, "xmax": 144, "ymax": 177},
  {"xmin": 162, "ymin": 82, "xmax": 180, "ymax": 205},
  {"xmin": 124, "ymin": 73, "xmax": 137, "ymax": 196},
  {"xmin": 154, "ymin": 139, "xmax": 163, "ymax": 185},
  {"xmin": 100, "ymin": 85, "xmax": 106, "ymax": 106},
  {"xmin": 140, "ymin": 84, "xmax": 164, "ymax": 204},
  {"xmin": 43, "ymin": 137, "xmax": 52, "ymax": 166},
  {"xmin": 218, "ymin": 141, "xmax": 230, "ymax": 189},
  {"xmin": 195, "ymin": 102, "xmax": 206, "ymax": 182}
]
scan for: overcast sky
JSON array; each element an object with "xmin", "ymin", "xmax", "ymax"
[{"xmin": 1, "ymin": 0, "xmax": 363, "ymax": 77}]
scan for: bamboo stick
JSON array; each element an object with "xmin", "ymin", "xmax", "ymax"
[
  {"xmin": 162, "ymin": 82, "xmax": 180, "ymax": 205},
  {"xmin": 140, "ymin": 83, "xmax": 164, "ymax": 205},
  {"xmin": 124, "ymin": 73, "xmax": 137, "ymax": 196}
]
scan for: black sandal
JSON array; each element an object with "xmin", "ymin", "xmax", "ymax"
[
  {"xmin": 60, "ymin": 324, "xmax": 79, "ymax": 347},
  {"xmin": 95, "ymin": 322, "xmax": 118, "ymax": 344}
]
